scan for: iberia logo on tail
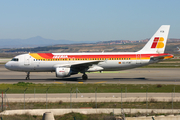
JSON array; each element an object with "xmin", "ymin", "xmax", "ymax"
[{"xmin": 151, "ymin": 37, "xmax": 164, "ymax": 48}]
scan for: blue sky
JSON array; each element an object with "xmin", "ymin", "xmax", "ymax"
[{"xmin": 0, "ymin": 0, "xmax": 180, "ymax": 41}]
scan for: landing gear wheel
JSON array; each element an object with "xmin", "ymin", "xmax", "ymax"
[
  {"xmin": 82, "ymin": 74, "xmax": 88, "ymax": 80},
  {"xmin": 25, "ymin": 72, "xmax": 30, "ymax": 80}
]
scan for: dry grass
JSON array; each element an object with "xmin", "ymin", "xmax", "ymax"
[{"xmin": 1, "ymin": 100, "xmax": 180, "ymax": 110}]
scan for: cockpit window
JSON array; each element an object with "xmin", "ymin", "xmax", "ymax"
[{"xmin": 11, "ymin": 58, "xmax": 19, "ymax": 61}]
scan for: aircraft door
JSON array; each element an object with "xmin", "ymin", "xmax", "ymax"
[
  {"xmin": 24, "ymin": 55, "xmax": 31, "ymax": 66},
  {"xmin": 136, "ymin": 54, "xmax": 141, "ymax": 64}
]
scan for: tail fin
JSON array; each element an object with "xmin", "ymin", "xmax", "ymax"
[{"xmin": 138, "ymin": 25, "xmax": 170, "ymax": 53}]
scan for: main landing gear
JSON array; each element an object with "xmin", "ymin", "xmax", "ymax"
[
  {"xmin": 26, "ymin": 72, "xmax": 30, "ymax": 80},
  {"xmin": 82, "ymin": 73, "xmax": 88, "ymax": 80}
]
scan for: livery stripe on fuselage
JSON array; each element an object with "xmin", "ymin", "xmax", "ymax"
[
  {"xmin": 30, "ymin": 53, "xmax": 45, "ymax": 59},
  {"xmin": 29, "ymin": 53, "xmax": 173, "ymax": 61}
]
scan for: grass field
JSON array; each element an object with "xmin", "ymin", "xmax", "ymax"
[
  {"xmin": 3, "ymin": 101, "xmax": 180, "ymax": 110},
  {"xmin": 0, "ymin": 82, "xmax": 178, "ymax": 93}
]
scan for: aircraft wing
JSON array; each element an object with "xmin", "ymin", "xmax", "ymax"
[
  {"xmin": 53, "ymin": 60, "xmax": 103, "ymax": 72},
  {"xmin": 71, "ymin": 60, "xmax": 102, "ymax": 67}
]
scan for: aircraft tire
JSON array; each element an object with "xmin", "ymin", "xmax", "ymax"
[{"xmin": 82, "ymin": 74, "xmax": 88, "ymax": 80}]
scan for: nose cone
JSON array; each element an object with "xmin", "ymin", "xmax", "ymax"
[{"xmin": 5, "ymin": 62, "xmax": 10, "ymax": 70}]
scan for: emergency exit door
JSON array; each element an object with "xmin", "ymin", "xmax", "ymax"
[{"xmin": 136, "ymin": 54, "xmax": 141, "ymax": 64}]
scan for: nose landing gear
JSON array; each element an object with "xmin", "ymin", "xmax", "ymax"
[{"xmin": 26, "ymin": 72, "xmax": 30, "ymax": 80}]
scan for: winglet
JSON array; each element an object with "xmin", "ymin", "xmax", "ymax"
[{"xmin": 138, "ymin": 25, "xmax": 170, "ymax": 53}]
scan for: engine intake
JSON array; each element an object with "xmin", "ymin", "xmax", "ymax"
[{"xmin": 56, "ymin": 67, "xmax": 71, "ymax": 77}]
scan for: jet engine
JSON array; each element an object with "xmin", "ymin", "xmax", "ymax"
[{"xmin": 56, "ymin": 67, "xmax": 71, "ymax": 77}]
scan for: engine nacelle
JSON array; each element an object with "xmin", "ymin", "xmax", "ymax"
[{"xmin": 56, "ymin": 67, "xmax": 71, "ymax": 77}]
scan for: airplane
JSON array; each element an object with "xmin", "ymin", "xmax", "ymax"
[
  {"xmin": 177, "ymin": 47, "xmax": 180, "ymax": 52},
  {"xmin": 5, "ymin": 25, "xmax": 173, "ymax": 80}
]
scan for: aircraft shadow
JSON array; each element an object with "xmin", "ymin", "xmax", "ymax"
[
  {"xmin": 47, "ymin": 77, "xmax": 82, "ymax": 82},
  {"xmin": 113, "ymin": 77, "xmax": 147, "ymax": 80},
  {"xmin": 0, "ymin": 77, "xmax": 152, "ymax": 81}
]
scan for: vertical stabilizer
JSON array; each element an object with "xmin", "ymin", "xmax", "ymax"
[{"xmin": 138, "ymin": 25, "xmax": 170, "ymax": 53}]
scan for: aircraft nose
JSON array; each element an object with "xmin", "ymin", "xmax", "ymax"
[{"xmin": 5, "ymin": 62, "xmax": 10, "ymax": 69}]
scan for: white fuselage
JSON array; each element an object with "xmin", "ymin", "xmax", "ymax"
[{"xmin": 5, "ymin": 52, "xmax": 160, "ymax": 72}]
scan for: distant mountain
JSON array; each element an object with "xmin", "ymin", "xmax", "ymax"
[
  {"xmin": 96, "ymin": 39, "xmax": 149, "ymax": 45},
  {"xmin": 95, "ymin": 38, "xmax": 180, "ymax": 45},
  {"xmin": 0, "ymin": 36, "xmax": 95, "ymax": 48}
]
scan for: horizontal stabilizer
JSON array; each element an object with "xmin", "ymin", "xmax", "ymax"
[{"xmin": 150, "ymin": 54, "xmax": 173, "ymax": 60}]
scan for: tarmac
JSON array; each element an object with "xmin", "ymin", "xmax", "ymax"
[{"xmin": 0, "ymin": 64, "xmax": 180, "ymax": 84}]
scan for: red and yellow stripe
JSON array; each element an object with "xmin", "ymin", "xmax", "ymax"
[{"xmin": 29, "ymin": 53, "xmax": 173, "ymax": 61}]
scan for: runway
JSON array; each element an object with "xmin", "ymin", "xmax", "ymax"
[{"xmin": 0, "ymin": 65, "xmax": 180, "ymax": 84}]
